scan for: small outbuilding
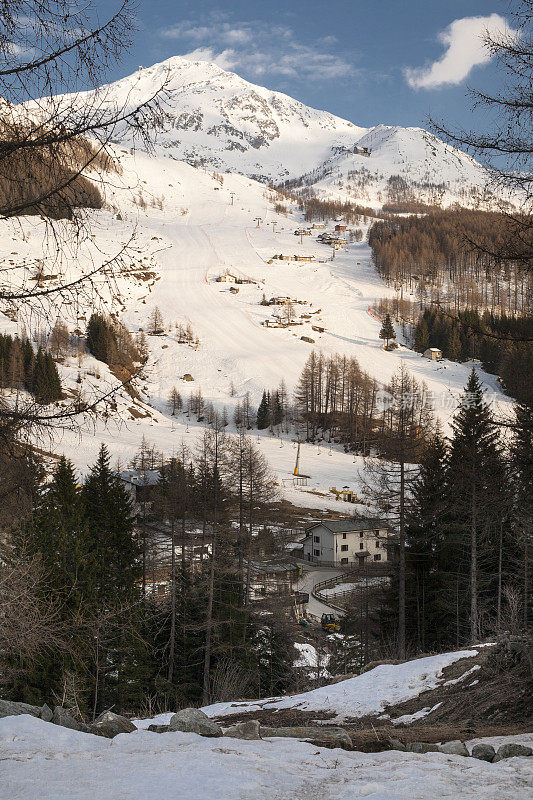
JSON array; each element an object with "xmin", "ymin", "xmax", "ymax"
[{"xmin": 424, "ymin": 347, "xmax": 442, "ymax": 361}]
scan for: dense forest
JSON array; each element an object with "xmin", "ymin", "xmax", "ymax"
[
  {"xmin": 369, "ymin": 209, "xmax": 532, "ymax": 316},
  {"xmin": 1, "ymin": 432, "xmax": 300, "ymax": 715},
  {"xmin": 412, "ymin": 308, "xmax": 533, "ymax": 404},
  {"xmin": 0, "ymin": 333, "xmax": 62, "ymax": 403},
  {"xmin": 0, "ymin": 127, "xmax": 111, "ymax": 219},
  {"xmin": 381, "ymin": 372, "xmax": 532, "ymax": 653}
]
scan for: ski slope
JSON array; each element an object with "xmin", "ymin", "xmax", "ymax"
[{"xmin": 0, "ymin": 146, "xmax": 514, "ymax": 509}]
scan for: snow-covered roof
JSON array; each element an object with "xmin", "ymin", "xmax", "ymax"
[{"xmin": 118, "ymin": 470, "xmax": 161, "ymax": 487}]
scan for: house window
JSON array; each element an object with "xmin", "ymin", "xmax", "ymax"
[
  {"xmin": 359, "ymin": 543, "xmax": 364, "ymax": 550},
  {"xmin": 314, "ymin": 535, "xmax": 320, "ymax": 543},
  {"xmin": 359, "ymin": 532, "xmax": 364, "ymax": 538},
  {"xmin": 314, "ymin": 549, "xmax": 320, "ymax": 557},
  {"xmin": 375, "ymin": 530, "xmax": 380, "ymax": 536},
  {"xmin": 340, "ymin": 557, "xmax": 348, "ymax": 564},
  {"xmin": 342, "ymin": 533, "xmax": 347, "ymax": 540},
  {"xmin": 375, "ymin": 541, "xmax": 380, "ymax": 548},
  {"xmin": 374, "ymin": 554, "xmax": 381, "ymax": 561},
  {"xmin": 341, "ymin": 544, "xmax": 348, "ymax": 552}
]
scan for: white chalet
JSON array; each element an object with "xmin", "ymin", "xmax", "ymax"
[
  {"xmin": 301, "ymin": 519, "xmax": 390, "ymax": 566},
  {"xmin": 424, "ymin": 347, "xmax": 442, "ymax": 361}
]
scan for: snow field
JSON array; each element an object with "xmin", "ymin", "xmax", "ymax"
[
  {"xmin": 1, "ymin": 713, "xmax": 532, "ymax": 800},
  {"xmin": 0, "ymin": 146, "xmax": 514, "ymax": 510}
]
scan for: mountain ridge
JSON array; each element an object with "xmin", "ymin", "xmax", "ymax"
[{"xmin": 58, "ymin": 55, "xmax": 498, "ymax": 207}]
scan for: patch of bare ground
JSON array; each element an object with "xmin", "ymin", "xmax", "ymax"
[
  {"xmin": 214, "ymin": 708, "xmax": 338, "ymax": 727},
  {"xmin": 378, "ymin": 647, "xmax": 532, "ymax": 733},
  {"xmin": 214, "ymin": 647, "xmax": 532, "ymax": 746}
]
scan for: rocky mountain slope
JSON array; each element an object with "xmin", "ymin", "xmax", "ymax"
[{"xmin": 66, "ymin": 55, "xmax": 497, "ymax": 207}]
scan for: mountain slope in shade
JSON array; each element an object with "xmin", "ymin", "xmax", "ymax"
[{"xmin": 61, "ymin": 55, "xmax": 497, "ymax": 207}]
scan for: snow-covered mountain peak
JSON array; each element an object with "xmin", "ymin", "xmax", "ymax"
[
  {"xmin": 46, "ymin": 54, "xmax": 499, "ymax": 207},
  {"xmin": 93, "ymin": 55, "xmax": 366, "ymax": 182}
]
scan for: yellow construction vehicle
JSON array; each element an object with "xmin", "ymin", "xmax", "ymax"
[
  {"xmin": 321, "ymin": 613, "xmax": 341, "ymax": 633},
  {"xmin": 329, "ymin": 486, "xmax": 360, "ymax": 503}
]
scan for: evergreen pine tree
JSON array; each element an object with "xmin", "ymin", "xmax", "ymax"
[
  {"xmin": 379, "ymin": 313, "xmax": 395, "ymax": 349},
  {"xmin": 413, "ymin": 318, "xmax": 429, "ymax": 352},
  {"xmin": 446, "ymin": 326, "xmax": 462, "ymax": 361},
  {"xmin": 31, "ymin": 348, "xmax": 62, "ymax": 403},
  {"xmin": 510, "ymin": 402, "xmax": 533, "ymax": 628},
  {"xmin": 256, "ymin": 390, "xmax": 270, "ymax": 429},
  {"xmin": 447, "ymin": 369, "xmax": 505, "ymax": 643},
  {"xmin": 82, "ymin": 444, "xmax": 140, "ymax": 603},
  {"xmin": 405, "ymin": 429, "xmax": 453, "ymax": 650}
]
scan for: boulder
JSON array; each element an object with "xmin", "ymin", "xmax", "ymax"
[
  {"xmin": 224, "ymin": 720, "xmax": 262, "ymax": 740},
  {"xmin": 495, "ymin": 743, "xmax": 532, "ymax": 760},
  {"xmin": 147, "ymin": 724, "xmax": 171, "ymax": 733},
  {"xmin": 40, "ymin": 704, "xmax": 53, "ymax": 723},
  {"xmin": 261, "ymin": 726, "xmax": 352, "ymax": 750},
  {"xmin": 438, "ymin": 740, "xmax": 469, "ymax": 757},
  {"xmin": 406, "ymin": 741, "xmax": 439, "ymax": 753},
  {"xmin": 91, "ymin": 710, "xmax": 136, "ymax": 738},
  {"xmin": 389, "ymin": 738, "xmax": 406, "ymax": 751},
  {"xmin": 169, "ymin": 708, "xmax": 222, "ymax": 737},
  {"xmin": 52, "ymin": 706, "xmax": 84, "ymax": 731},
  {"xmin": 0, "ymin": 699, "xmax": 42, "ymax": 719},
  {"xmin": 471, "ymin": 744, "xmax": 496, "ymax": 762}
]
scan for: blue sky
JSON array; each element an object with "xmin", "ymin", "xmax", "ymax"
[{"xmin": 98, "ymin": 0, "xmax": 513, "ymax": 131}]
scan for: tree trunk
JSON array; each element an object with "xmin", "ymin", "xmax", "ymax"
[
  {"xmin": 470, "ymin": 493, "xmax": 478, "ymax": 643},
  {"xmin": 168, "ymin": 520, "xmax": 176, "ymax": 683}
]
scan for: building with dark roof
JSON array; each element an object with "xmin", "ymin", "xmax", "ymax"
[{"xmin": 301, "ymin": 518, "xmax": 391, "ymax": 566}]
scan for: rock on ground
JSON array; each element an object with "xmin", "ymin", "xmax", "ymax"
[
  {"xmin": 52, "ymin": 706, "xmax": 86, "ymax": 732},
  {"xmin": 224, "ymin": 720, "xmax": 262, "ymax": 740},
  {"xmin": 438, "ymin": 740, "xmax": 469, "ymax": 757},
  {"xmin": 0, "ymin": 700, "xmax": 42, "ymax": 719},
  {"xmin": 471, "ymin": 743, "xmax": 496, "ymax": 762},
  {"xmin": 494, "ymin": 743, "xmax": 533, "ymax": 761},
  {"xmin": 169, "ymin": 708, "xmax": 223, "ymax": 737},
  {"xmin": 406, "ymin": 742, "xmax": 439, "ymax": 753},
  {"xmin": 91, "ymin": 711, "xmax": 136, "ymax": 738}
]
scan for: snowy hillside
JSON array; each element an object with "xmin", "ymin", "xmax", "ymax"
[
  {"xmin": 3, "ymin": 57, "xmax": 516, "ymax": 505},
  {"xmin": 294, "ymin": 124, "xmax": 502, "ymax": 208},
  {"xmin": 2, "ymin": 648, "xmax": 532, "ymax": 800},
  {"xmin": 66, "ymin": 55, "xmax": 365, "ymax": 183},
  {"xmin": 143, "ymin": 649, "xmax": 480, "ymax": 724},
  {"xmin": 0, "ymin": 143, "xmax": 513, "ymax": 506},
  {"xmin": 53, "ymin": 55, "xmax": 501, "ymax": 207}
]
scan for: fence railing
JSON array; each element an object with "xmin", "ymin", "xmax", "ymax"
[{"xmin": 313, "ymin": 565, "xmax": 391, "ymax": 605}]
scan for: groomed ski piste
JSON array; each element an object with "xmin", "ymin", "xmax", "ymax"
[
  {"xmin": 0, "ymin": 142, "xmax": 514, "ymax": 509},
  {"xmin": 2, "ymin": 650, "xmax": 532, "ymax": 800}
]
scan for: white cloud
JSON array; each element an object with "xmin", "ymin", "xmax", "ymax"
[
  {"xmin": 404, "ymin": 14, "xmax": 515, "ymax": 90},
  {"xmin": 182, "ymin": 46, "xmax": 239, "ymax": 71},
  {"xmin": 160, "ymin": 18, "xmax": 356, "ymax": 82}
]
